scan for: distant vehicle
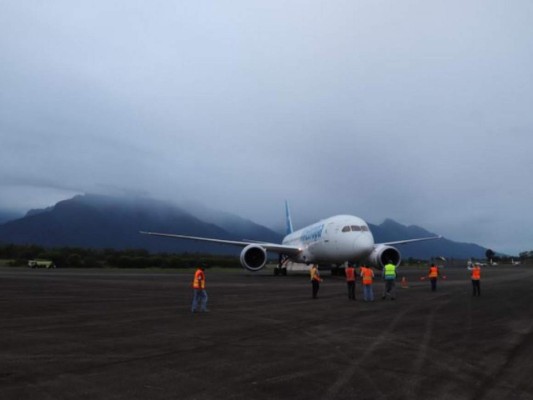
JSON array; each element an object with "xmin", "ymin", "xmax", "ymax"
[
  {"xmin": 467, "ymin": 262, "xmax": 487, "ymax": 269},
  {"xmin": 141, "ymin": 201, "xmax": 441, "ymax": 274},
  {"xmin": 28, "ymin": 259, "xmax": 56, "ymax": 269}
]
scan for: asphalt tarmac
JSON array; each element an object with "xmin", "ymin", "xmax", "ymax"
[{"xmin": 2, "ymin": 265, "xmax": 533, "ymax": 400}]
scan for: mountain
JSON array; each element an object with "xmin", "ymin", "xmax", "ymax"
[
  {"xmin": 0, "ymin": 194, "xmax": 282, "ymax": 254},
  {"xmin": 0, "ymin": 194, "xmax": 486, "ymax": 259},
  {"xmin": 369, "ymin": 219, "xmax": 486, "ymax": 259}
]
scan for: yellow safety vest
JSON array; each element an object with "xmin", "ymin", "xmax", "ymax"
[
  {"xmin": 384, "ymin": 263, "xmax": 396, "ymax": 280},
  {"xmin": 310, "ymin": 266, "xmax": 321, "ymax": 282}
]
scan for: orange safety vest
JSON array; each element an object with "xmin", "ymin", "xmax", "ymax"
[
  {"xmin": 192, "ymin": 269, "xmax": 205, "ymax": 289},
  {"xmin": 361, "ymin": 267, "xmax": 373, "ymax": 285},
  {"xmin": 471, "ymin": 267, "xmax": 481, "ymax": 280},
  {"xmin": 429, "ymin": 266, "xmax": 439, "ymax": 278},
  {"xmin": 345, "ymin": 266, "xmax": 355, "ymax": 282}
]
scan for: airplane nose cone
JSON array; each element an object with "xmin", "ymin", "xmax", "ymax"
[{"xmin": 354, "ymin": 234, "xmax": 374, "ymax": 257}]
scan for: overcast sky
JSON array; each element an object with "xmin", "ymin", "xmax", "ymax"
[{"xmin": 1, "ymin": 1, "xmax": 532, "ymax": 255}]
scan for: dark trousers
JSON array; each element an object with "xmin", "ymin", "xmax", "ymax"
[
  {"xmin": 312, "ymin": 280, "xmax": 320, "ymax": 298},
  {"xmin": 383, "ymin": 279, "xmax": 396, "ymax": 299},
  {"xmin": 430, "ymin": 278, "xmax": 437, "ymax": 291},
  {"xmin": 347, "ymin": 281, "xmax": 356, "ymax": 300},
  {"xmin": 472, "ymin": 279, "xmax": 481, "ymax": 296}
]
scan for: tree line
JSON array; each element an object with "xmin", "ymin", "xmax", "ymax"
[{"xmin": 0, "ymin": 244, "xmax": 239, "ymax": 269}]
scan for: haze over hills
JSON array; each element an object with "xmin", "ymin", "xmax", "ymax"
[
  {"xmin": 0, "ymin": 210, "xmax": 23, "ymax": 225},
  {"xmin": 0, "ymin": 194, "xmax": 488, "ymax": 259}
]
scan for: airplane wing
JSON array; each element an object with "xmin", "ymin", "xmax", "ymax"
[
  {"xmin": 139, "ymin": 231, "xmax": 302, "ymax": 255},
  {"xmin": 378, "ymin": 236, "xmax": 442, "ymax": 246}
]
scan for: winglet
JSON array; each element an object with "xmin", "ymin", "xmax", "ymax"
[{"xmin": 285, "ymin": 200, "xmax": 294, "ymax": 235}]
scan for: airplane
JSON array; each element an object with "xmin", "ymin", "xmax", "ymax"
[{"xmin": 140, "ymin": 202, "xmax": 441, "ymax": 275}]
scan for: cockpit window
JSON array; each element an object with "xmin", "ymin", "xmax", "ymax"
[
  {"xmin": 361, "ymin": 226, "xmax": 369, "ymax": 231},
  {"xmin": 351, "ymin": 225, "xmax": 361, "ymax": 231},
  {"xmin": 342, "ymin": 226, "xmax": 351, "ymax": 232}
]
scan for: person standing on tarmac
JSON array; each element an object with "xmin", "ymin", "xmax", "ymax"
[
  {"xmin": 382, "ymin": 260, "xmax": 397, "ymax": 300},
  {"xmin": 428, "ymin": 263, "xmax": 440, "ymax": 292},
  {"xmin": 360, "ymin": 264, "xmax": 375, "ymax": 302},
  {"xmin": 191, "ymin": 265, "xmax": 209, "ymax": 313},
  {"xmin": 345, "ymin": 262, "xmax": 356, "ymax": 300},
  {"xmin": 310, "ymin": 264, "xmax": 323, "ymax": 299},
  {"xmin": 468, "ymin": 263, "xmax": 481, "ymax": 296}
]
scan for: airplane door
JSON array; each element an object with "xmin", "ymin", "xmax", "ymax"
[{"xmin": 323, "ymin": 222, "xmax": 339, "ymax": 256}]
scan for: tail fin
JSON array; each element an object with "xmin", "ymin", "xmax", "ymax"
[{"xmin": 285, "ymin": 200, "xmax": 294, "ymax": 235}]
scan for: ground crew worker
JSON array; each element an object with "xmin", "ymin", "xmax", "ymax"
[
  {"xmin": 360, "ymin": 264, "xmax": 375, "ymax": 302},
  {"xmin": 382, "ymin": 260, "xmax": 397, "ymax": 300},
  {"xmin": 345, "ymin": 262, "xmax": 356, "ymax": 300},
  {"xmin": 468, "ymin": 263, "xmax": 481, "ymax": 296},
  {"xmin": 428, "ymin": 263, "xmax": 440, "ymax": 292},
  {"xmin": 310, "ymin": 264, "xmax": 323, "ymax": 299},
  {"xmin": 191, "ymin": 265, "xmax": 209, "ymax": 313}
]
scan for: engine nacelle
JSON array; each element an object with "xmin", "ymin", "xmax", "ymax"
[
  {"xmin": 240, "ymin": 244, "xmax": 268, "ymax": 272},
  {"xmin": 366, "ymin": 244, "xmax": 401, "ymax": 270}
]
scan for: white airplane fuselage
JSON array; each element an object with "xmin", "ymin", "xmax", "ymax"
[{"xmin": 282, "ymin": 215, "xmax": 375, "ymax": 264}]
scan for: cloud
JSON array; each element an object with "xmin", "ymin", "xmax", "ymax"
[{"xmin": 1, "ymin": 0, "xmax": 532, "ymax": 254}]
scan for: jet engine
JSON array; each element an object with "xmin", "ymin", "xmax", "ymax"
[
  {"xmin": 240, "ymin": 244, "xmax": 268, "ymax": 271},
  {"xmin": 366, "ymin": 245, "xmax": 401, "ymax": 270}
]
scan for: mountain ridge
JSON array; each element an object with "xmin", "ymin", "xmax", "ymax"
[{"xmin": 0, "ymin": 194, "xmax": 487, "ymax": 259}]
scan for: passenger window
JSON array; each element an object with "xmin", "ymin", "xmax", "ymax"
[
  {"xmin": 342, "ymin": 226, "xmax": 350, "ymax": 232},
  {"xmin": 351, "ymin": 225, "xmax": 361, "ymax": 231}
]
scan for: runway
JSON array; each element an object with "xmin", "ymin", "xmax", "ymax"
[{"xmin": 2, "ymin": 265, "xmax": 533, "ymax": 400}]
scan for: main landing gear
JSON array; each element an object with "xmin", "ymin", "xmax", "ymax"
[
  {"xmin": 274, "ymin": 254, "xmax": 288, "ymax": 276},
  {"xmin": 330, "ymin": 264, "xmax": 345, "ymax": 276}
]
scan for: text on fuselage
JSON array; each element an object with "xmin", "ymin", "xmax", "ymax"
[{"xmin": 300, "ymin": 224, "xmax": 324, "ymax": 242}]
